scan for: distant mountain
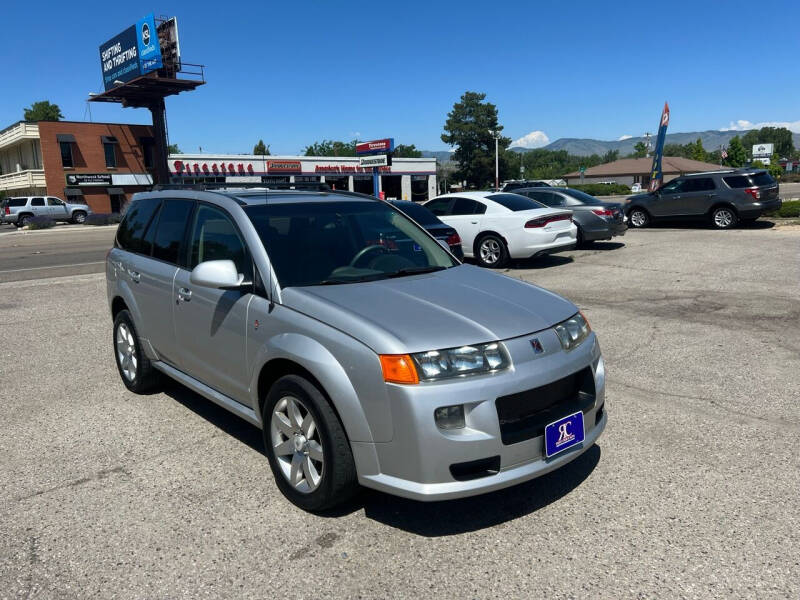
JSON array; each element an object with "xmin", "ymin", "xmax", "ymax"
[
  {"xmin": 509, "ymin": 131, "xmax": 800, "ymax": 157},
  {"xmin": 420, "ymin": 150, "xmax": 453, "ymax": 162}
]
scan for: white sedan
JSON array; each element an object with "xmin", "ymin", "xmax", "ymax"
[{"xmin": 424, "ymin": 192, "xmax": 577, "ymax": 268}]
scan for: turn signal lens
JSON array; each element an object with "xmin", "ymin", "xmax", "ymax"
[{"xmin": 379, "ymin": 354, "xmax": 419, "ymax": 384}]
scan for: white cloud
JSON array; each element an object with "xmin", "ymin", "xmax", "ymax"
[
  {"xmin": 721, "ymin": 119, "xmax": 800, "ymax": 133},
  {"xmin": 618, "ymin": 134, "xmax": 633, "ymax": 141},
  {"xmin": 510, "ymin": 130, "xmax": 550, "ymax": 149}
]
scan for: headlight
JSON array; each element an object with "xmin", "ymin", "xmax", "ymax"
[
  {"xmin": 411, "ymin": 342, "xmax": 511, "ymax": 381},
  {"xmin": 553, "ymin": 312, "xmax": 591, "ymax": 351}
]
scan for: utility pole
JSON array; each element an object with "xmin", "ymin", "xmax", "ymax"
[{"xmin": 490, "ymin": 130, "xmax": 501, "ymax": 191}]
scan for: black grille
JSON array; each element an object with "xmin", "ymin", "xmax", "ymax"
[{"xmin": 496, "ymin": 367, "xmax": 595, "ymax": 445}]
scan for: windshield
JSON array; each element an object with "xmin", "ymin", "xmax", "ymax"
[
  {"xmin": 391, "ymin": 201, "xmax": 440, "ymax": 226},
  {"xmin": 487, "ymin": 193, "xmax": 543, "ymax": 211},
  {"xmin": 561, "ymin": 188, "xmax": 600, "ymax": 204},
  {"xmin": 244, "ymin": 201, "xmax": 458, "ymax": 287}
]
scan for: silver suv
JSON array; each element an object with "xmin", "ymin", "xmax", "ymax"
[
  {"xmin": 3, "ymin": 196, "xmax": 92, "ymax": 226},
  {"xmin": 106, "ymin": 188, "xmax": 607, "ymax": 510}
]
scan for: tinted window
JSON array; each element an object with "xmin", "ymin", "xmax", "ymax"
[
  {"xmin": 660, "ymin": 179, "xmax": 684, "ymax": 193},
  {"xmin": 117, "ymin": 198, "xmax": 161, "ymax": 254},
  {"xmin": 425, "ymin": 198, "xmax": 452, "ymax": 216},
  {"xmin": 104, "ymin": 143, "xmax": 116, "ymax": 168},
  {"xmin": 683, "ymin": 178, "xmax": 715, "ymax": 192},
  {"xmin": 245, "ymin": 201, "xmax": 457, "ymax": 288},
  {"xmin": 188, "ymin": 205, "xmax": 251, "ymax": 279},
  {"xmin": 527, "ymin": 191, "xmax": 564, "ymax": 207},
  {"xmin": 31, "ymin": 197, "xmax": 45, "ymax": 206},
  {"xmin": 391, "ymin": 201, "xmax": 440, "ymax": 226},
  {"xmin": 451, "ymin": 198, "xmax": 483, "ymax": 215},
  {"xmin": 750, "ymin": 172, "xmax": 775, "ymax": 186},
  {"xmin": 60, "ymin": 142, "xmax": 73, "ymax": 168},
  {"xmin": 152, "ymin": 200, "xmax": 194, "ymax": 264},
  {"xmin": 47, "ymin": 197, "xmax": 63, "ymax": 206},
  {"xmin": 723, "ymin": 175, "xmax": 750, "ymax": 188},
  {"xmin": 8, "ymin": 198, "xmax": 27, "ymax": 207},
  {"xmin": 487, "ymin": 193, "xmax": 542, "ymax": 211},
  {"xmin": 561, "ymin": 188, "xmax": 601, "ymax": 204}
]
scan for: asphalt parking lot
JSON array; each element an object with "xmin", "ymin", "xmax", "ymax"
[{"xmin": 1, "ymin": 224, "xmax": 798, "ymax": 598}]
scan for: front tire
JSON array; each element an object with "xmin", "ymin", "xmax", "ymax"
[
  {"xmin": 113, "ymin": 310, "xmax": 160, "ymax": 393},
  {"xmin": 262, "ymin": 375, "xmax": 357, "ymax": 512},
  {"xmin": 476, "ymin": 234, "xmax": 509, "ymax": 268},
  {"xmin": 72, "ymin": 211, "xmax": 87, "ymax": 224},
  {"xmin": 628, "ymin": 208, "xmax": 649, "ymax": 228},
  {"xmin": 711, "ymin": 206, "xmax": 737, "ymax": 229}
]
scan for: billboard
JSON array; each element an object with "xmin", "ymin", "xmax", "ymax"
[
  {"xmin": 752, "ymin": 143, "xmax": 774, "ymax": 158},
  {"xmin": 99, "ymin": 14, "xmax": 163, "ymax": 91},
  {"xmin": 356, "ymin": 139, "xmax": 395, "ymax": 155}
]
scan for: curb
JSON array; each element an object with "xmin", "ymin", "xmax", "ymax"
[{"xmin": 0, "ymin": 224, "xmax": 118, "ymax": 238}]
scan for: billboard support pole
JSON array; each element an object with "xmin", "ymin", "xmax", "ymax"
[
  {"xmin": 372, "ymin": 167, "xmax": 379, "ymax": 198},
  {"xmin": 148, "ymin": 97, "xmax": 170, "ymax": 185}
]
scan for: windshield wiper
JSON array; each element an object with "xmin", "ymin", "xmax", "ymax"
[
  {"xmin": 318, "ymin": 273, "xmax": 390, "ymax": 285},
  {"xmin": 387, "ymin": 266, "xmax": 447, "ymax": 278}
]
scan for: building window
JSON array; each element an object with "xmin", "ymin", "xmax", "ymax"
[
  {"xmin": 140, "ymin": 138, "xmax": 155, "ymax": 169},
  {"xmin": 104, "ymin": 143, "xmax": 117, "ymax": 168},
  {"xmin": 60, "ymin": 142, "xmax": 73, "ymax": 168}
]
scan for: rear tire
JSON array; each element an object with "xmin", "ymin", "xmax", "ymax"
[
  {"xmin": 711, "ymin": 206, "xmax": 737, "ymax": 229},
  {"xmin": 475, "ymin": 234, "xmax": 509, "ymax": 268},
  {"xmin": 19, "ymin": 214, "xmax": 33, "ymax": 227},
  {"xmin": 628, "ymin": 208, "xmax": 649, "ymax": 228},
  {"xmin": 262, "ymin": 375, "xmax": 358, "ymax": 512},
  {"xmin": 113, "ymin": 310, "xmax": 160, "ymax": 393}
]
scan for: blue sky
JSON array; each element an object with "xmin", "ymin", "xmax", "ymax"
[{"xmin": 2, "ymin": 0, "xmax": 798, "ymax": 153}]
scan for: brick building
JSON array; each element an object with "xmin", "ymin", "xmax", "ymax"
[{"xmin": 0, "ymin": 120, "xmax": 155, "ymax": 212}]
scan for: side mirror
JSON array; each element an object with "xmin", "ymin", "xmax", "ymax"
[{"xmin": 190, "ymin": 260, "xmax": 245, "ymax": 289}]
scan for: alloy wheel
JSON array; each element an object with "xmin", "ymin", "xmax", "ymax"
[
  {"xmin": 74, "ymin": 212, "xmax": 86, "ymax": 224},
  {"xmin": 630, "ymin": 210, "xmax": 647, "ymax": 227},
  {"xmin": 270, "ymin": 396, "xmax": 324, "ymax": 493},
  {"xmin": 480, "ymin": 238, "xmax": 501, "ymax": 265},
  {"xmin": 714, "ymin": 208, "xmax": 734, "ymax": 228},
  {"xmin": 115, "ymin": 322, "xmax": 138, "ymax": 381}
]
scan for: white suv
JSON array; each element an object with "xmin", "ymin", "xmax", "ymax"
[{"xmin": 2, "ymin": 196, "xmax": 92, "ymax": 226}]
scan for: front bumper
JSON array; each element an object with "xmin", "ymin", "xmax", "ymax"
[
  {"xmin": 739, "ymin": 198, "xmax": 781, "ymax": 218},
  {"xmin": 354, "ymin": 331, "xmax": 606, "ymax": 501}
]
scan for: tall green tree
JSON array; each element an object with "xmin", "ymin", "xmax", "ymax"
[
  {"xmin": 303, "ymin": 139, "xmax": 358, "ymax": 156},
  {"xmin": 726, "ymin": 136, "xmax": 746, "ymax": 167},
  {"xmin": 24, "ymin": 100, "xmax": 63, "ymax": 121},
  {"xmin": 441, "ymin": 91, "xmax": 510, "ymax": 188},
  {"xmin": 601, "ymin": 149, "xmax": 619, "ymax": 163},
  {"xmin": 253, "ymin": 139, "xmax": 270, "ymax": 155},
  {"xmin": 631, "ymin": 142, "xmax": 648, "ymax": 158},
  {"xmin": 393, "ymin": 144, "xmax": 422, "ymax": 158},
  {"xmin": 167, "ymin": 143, "xmax": 181, "ymax": 154},
  {"xmin": 741, "ymin": 126, "xmax": 794, "ymax": 158},
  {"xmin": 691, "ymin": 137, "xmax": 707, "ymax": 162}
]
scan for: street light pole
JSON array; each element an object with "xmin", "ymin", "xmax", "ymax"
[{"xmin": 495, "ymin": 134, "xmax": 499, "ymax": 191}]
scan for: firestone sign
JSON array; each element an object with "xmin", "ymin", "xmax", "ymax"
[
  {"xmin": 356, "ymin": 138, "xmax": 394, "ymax": 155},
  {"xmin": 173, "ymin": 160, "xmax": 255, "ymax": 175}
]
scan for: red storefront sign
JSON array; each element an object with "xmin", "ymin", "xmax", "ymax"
[{"xmin": 356, "ymin": 138, "xmax": 394, "ymax": 154}]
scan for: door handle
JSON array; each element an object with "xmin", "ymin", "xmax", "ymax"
[
  {"xmin": 177, "ymin": 287, "xmax": 192, "ymax": 302},
  {"xmin": 128, "ymin": 270, "xmax": 140, "ymax": 283},
  {"xmin": 470, "ymin": 221, "xmax": 478, "ymax": 224}
]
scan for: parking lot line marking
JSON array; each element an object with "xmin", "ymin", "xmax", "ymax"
[{"xmin": 0, "ymin": 261, "xmax": 105, "ymax": 274}]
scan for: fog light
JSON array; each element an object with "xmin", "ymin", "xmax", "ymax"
[{"xmin": 434, "ymin": 405, "xmax": 465, "ymax": 430}]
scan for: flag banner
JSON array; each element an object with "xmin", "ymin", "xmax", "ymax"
[{"xmin": 648, "ymin": 102, "xmax": 670, "ymax": 192}]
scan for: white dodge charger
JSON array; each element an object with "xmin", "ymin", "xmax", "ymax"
[{"xmin": 424, "ymin": 192, "xmax": 577, "ymax": 268}]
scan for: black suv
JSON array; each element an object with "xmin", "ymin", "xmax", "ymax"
[{"xmin": 625, "ymin": 169, "xmax": 781, "ymax": 229}]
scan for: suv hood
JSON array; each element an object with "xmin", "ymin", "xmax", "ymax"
[{"xmin": 282, "ymin": 264, "xmax": 577, "ymax": 354}]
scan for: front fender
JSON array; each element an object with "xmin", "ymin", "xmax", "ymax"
[{"xmin": 248, "ymin": 333, "xmax": 378, "ymax": 443}]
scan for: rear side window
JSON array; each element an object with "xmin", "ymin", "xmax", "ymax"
[
  {"xmin": 425, "ymin": 198, "xmax": 452, "ymax": 216},
  {"xmin": 31, "ymin": 197, "xmax": 45, "ymax": 206},
  {"xmin": 117, "ymin": 198, "xmax": 161, "ymax": 254},
  {"xmin": 527, "ymin": 191, "xmax": 563, "ymax": 207},
  {"xmin": 8, "ymin": 198, "xmax": 27, "ymax": 207},
  {"xmin": 487, "ymin": 193, "xmax": 541, "ymax": 211},
  {"xmin": 683, "ymin": 178, "xmax": 715, "ymax": 192},
  {"xmin": 451, "ymin": 198, "xmax": 485, "ymax": 215},
  {"xmin": 723, "ymin": 175, "xmax": 751, "ymax": 189},
  {"xmin": 152, "ymin": 200, "xmax": 195, "ymax": 264},
  {"xmin": 750, "ymin": 172, "xmax": 775, "ymax": 186}
]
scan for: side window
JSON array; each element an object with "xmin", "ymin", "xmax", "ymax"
[
  {"xmin": 684, "ymin": 178, "xmax": 715, "ymax": 192},
  {"xmin": 425, "ymin": 198, "xmax": 452, "ymax": 216},
  {"xmin": 31, "ymin": 197, "xmax": 45, "ymax": 206},
  {"xmin": 47, "ymin": 197, "xmax": 64, "ymax": 206},
  {"xmin": 152, "ymin": 200, "xmax": 195, "ymax": 265},
  {"xmin": 188, "ymin": 205, "xmax": 251, "ymax": 279},
  {"xmin": 104, "ymin": 143, "xmax": 117, "ymax": 168},
  {"xmin": 451, "ymin": 198, "xmax": 480, "ymax": 215},
  {"xmin": 660, "ymin": 179, "xmax": 684, "ymax": 194},
  {"xmin": 60, "ymin": 142, "xmax": 73, "ymax": 168},
  {"xmin": 723, "ymin": 175, "xmax": 750, "ymax": 189},
  {"xmin": 116, "ymin": 198, "xmax": 161, "ymax": 254}
]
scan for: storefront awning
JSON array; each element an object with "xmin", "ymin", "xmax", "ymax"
[
  {"xmin": 64, "ymin": 188, "xmax": 83, "ymax": 196},
  {"xmin": 101, "ymin": 136, "xmax": 118, "ymax": 144},
  {"xmin": 56, "ymin": 134, "xmax": 76, "ymax": 143},
  {"xmin": 106, "ymin": 187, "xmax": 124, "ymax": 195}
]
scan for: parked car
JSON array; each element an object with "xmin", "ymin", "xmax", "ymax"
[
  {"xmin": 516, "ymin": 187, "xmax": 627, "ymax": 245},
  {"xmin": 389, "ymin": 199, "xmax": 464, "ymax": 259},
  {"xmin": 424, "ymin": 192, "xmax": 577, "ymax": 268},
  {"xmin": 502, "ymin": 180, "xmax": 551, "ymax": 191},
  {"xmin": 107, "ymin": 188, "xmax": 606, "ymax": 511},
  {"xmin": 2, "ymin": 196, "xmax": 92, "ymax": 226},
  {"xmin": 625, "ymin": 168, "xmax": 781, "ymax": 229}
]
